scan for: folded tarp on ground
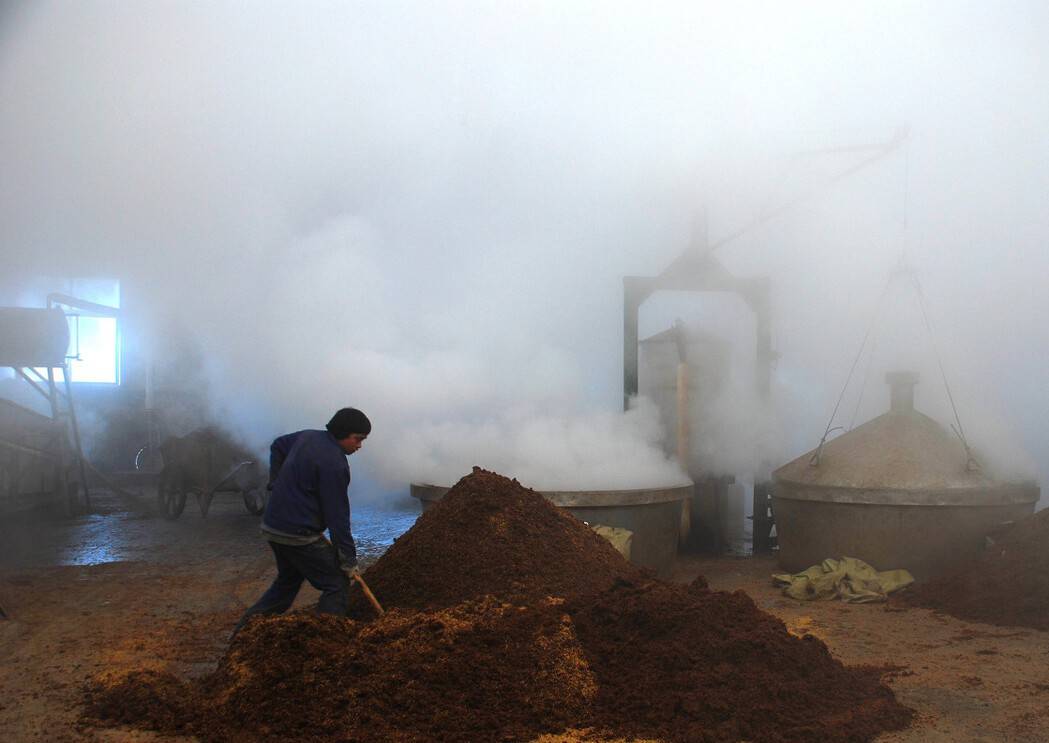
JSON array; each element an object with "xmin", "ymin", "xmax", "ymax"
[{"xmin": 773, "ymin": 557, "xmax": 914, "ymax": 603}]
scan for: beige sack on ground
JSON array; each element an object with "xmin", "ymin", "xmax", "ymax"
[
  {"xmin": 591, "ymin": 524, "xmax": 633, "ymax": 562},
  {"xmin": 773, "ymin": 557, "xmax": 914, "ymax": 603}
]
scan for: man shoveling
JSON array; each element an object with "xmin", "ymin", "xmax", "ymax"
[{"xmin": 232, "ymin": 407, "xmax": 371, "ymax": 636}]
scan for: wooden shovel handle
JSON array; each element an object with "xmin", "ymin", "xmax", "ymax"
[{"xmin": 352, "ymin": 573, "xmax": 385, "ymax": 616}]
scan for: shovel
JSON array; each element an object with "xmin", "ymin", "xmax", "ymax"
[{"xmin": 352, "ymin": 573, "xmax": 384, "ymax": 617}]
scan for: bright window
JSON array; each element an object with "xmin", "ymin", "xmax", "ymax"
[
  {"xmin": 36, "ymin": 279, "xmax": 121, "ymax": 385},
  {"xmin": 66, "ymin": 314, "xmax": 120, "ymax": 384}
]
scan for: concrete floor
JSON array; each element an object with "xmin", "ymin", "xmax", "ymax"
[
  {"xmin": 0, "ymin": 488, "xmax": 420, "ymax": 570},
  {"xmin": 2, "ymin": 491, "xmax": 1048, "ymax": 742}
]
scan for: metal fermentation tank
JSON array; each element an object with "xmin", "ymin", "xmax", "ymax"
[{"xmin": 773, "ymin": 372, "xmax": 1039, "ymax": 580}]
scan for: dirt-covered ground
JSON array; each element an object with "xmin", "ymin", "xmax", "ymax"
[
  {"xmin": 672, "ymin": 555, "xmax": 1049, "ymax": 743},
  {"xmin": 2, "ymin": 490, "xmax": 1048, "ymax": 742}
]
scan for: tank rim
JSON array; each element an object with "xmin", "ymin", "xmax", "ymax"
[
  {"xmin": 410, "ymin": 481, "xmax": 693, "ymax": 507},
  {"xmin": 772, "ymin": 479, "xmax": 1039, "ymax": 507}
]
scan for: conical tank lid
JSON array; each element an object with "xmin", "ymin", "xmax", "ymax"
[{"xmin": 774, "ymin": 372, "xmax": 995, "ymax": 491}]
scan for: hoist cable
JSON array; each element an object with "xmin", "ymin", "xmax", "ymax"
[
  {"xmin": 909, "ymin": 274, "xmax": 978, "ymax": 468},
  {"xmin": 848, "ymin": 327, "xmax": 879, "ymax": 431},
  {"xmin": 810, "ymin": 279, "xmax": 892, "ymax": 465}
]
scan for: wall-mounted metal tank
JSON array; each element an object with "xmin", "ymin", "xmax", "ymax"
[
  {"xmin": 0, "ymin": 307, "xmax": 70, "ymax": 367},
  {"xmin": 773, "ymin": 372, "xmax": 1039, "ymax": 580},
  {"xmin": 411, "ymin": 482, "xmax": 692, "ymax": 577}
]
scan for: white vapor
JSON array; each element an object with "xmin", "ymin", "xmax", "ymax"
[
  {"xmin": 2, "ymin": 2, "xmax": 1048, "ymax": 499},
  {"xmin": 390, "ymin": 397, "xmax": 688, "ymax": 491}
]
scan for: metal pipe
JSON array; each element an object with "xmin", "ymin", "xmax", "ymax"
[
  {"xmin": 15, "ymin": 368, "xmax": 51, "ymax": 402},
  {"xmin": 47, "ymin": 293, "xmax": 120, "ymax": 318}
]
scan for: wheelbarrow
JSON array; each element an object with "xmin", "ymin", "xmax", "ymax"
[{"xmin": 156, "ymin": 428, "xmax": 267, "ymax": 519}]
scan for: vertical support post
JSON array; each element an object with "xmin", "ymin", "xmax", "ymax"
[
  {"xmin": 751, "ymin": 278, "xmax": 773, "ymax": 401},
  {"xmin": 752, "ymin": 484, "xmax": 766, "ymax": 553},
  {"xmin": 675, "ymin": 362, "xmax": 689, "ymax": 466},
  {"xmin": 45, "ymin": 366, "xmax": 70, "ymax": 515},
  {"xmin": 751, "ymin": 480, "xmax": 776, "ymax": 553},
  {"xmin": 676, "ymin": 360, "xmax": 693, "ymax": 543},
  {"xmin": 622, "ymin": 277, "xmax": 651, "ymax": 411},
  {"xmin": 749, "ymin": 281, "xmax": 775, "ymax": 523},
  {"xmin": 62, "ymin": 368, "xmax": 92, "ymax": 512}
]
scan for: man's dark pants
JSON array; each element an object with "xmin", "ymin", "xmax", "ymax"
[{"xmin": 233, "ymin": 539, "xmax": 349, "ymax": 636}]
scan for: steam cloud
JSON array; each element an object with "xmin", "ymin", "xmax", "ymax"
[{"xmin": 2, "ymin": 3, "xmax": 1047, "ymax": 497}]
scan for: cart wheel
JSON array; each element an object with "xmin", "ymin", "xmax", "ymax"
[
  {"xmin": 242, "ymin": 487, "xmax": 266, "ymax": 515},
  {"xmin": 158, "ymin": 470, "xmax": 188, "ymax": 519}
]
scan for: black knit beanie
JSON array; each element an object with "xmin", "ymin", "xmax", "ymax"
[{"xmin": 326, "ymin": 407, "xmax": 371, "ymax": 438}]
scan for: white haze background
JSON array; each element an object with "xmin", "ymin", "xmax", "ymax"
[{"xmin": 2, "ymin": 2, "xmax": 1047, "ymax": 495}]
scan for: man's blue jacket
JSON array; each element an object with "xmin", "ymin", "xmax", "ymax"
[{"xmin": 262, "ymin": 429, "xmax": 357, "ymax": 569}]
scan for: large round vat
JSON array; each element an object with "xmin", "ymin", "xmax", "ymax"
[
  {"xmin": 773, "ymin": 483, "xmax": 1038, "ymax": 580},
  {"xmin": 410, "ymin": 482, "xmax": 692, "ymax": 577},
  {"xmin": 773, "ymin": 372, "xmax": 1040, "ymax": 580}
]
